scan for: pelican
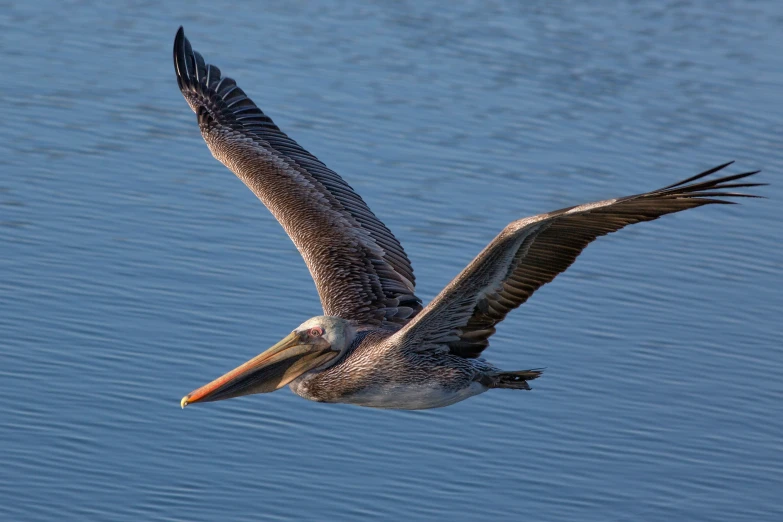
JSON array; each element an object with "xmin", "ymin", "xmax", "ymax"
[{"xmin": 173, "ymin": 27, "xmax": 762, "ymax": 410}]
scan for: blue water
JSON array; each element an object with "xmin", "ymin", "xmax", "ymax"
[{"xmin": 2, "ymin": 1, "xmax": 781, "ymax": 520}]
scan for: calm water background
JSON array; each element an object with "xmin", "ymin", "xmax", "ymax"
[{"xmin": 1, "ymin": 1, "xmax": 782, "ymax": 520}]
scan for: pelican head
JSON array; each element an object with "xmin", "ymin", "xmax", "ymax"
[{"xmin": 181, "ymin": 316, "xmax": 355, "ymax": 408}]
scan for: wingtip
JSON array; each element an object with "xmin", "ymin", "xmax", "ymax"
[
  {"xmin": 174, "ymin": 26, "xmax": 186, "ymax": 50},
  {"xmin": 173, "ymin": 26, "xmax": 192, "ymax": 88},
  {"xmin": 708, "ymin": 160, "xmax": 735, "ymax": 174},
  {"xmin": 660, "ymin": 160, "xmax": 737, "ymax": 191}
]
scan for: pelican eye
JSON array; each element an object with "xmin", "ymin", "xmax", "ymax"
[{"xmin": 309, "ymin": 326, "xmax": 324, "ymax": 337}]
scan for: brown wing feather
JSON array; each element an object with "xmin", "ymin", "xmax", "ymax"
[
  {"xmin": 173, "ymin": 28, "xmax": 421, "ymax": 326},
  {"xmin": 395, "ymin": 162, "xmax": 763, "ymax": 357}
]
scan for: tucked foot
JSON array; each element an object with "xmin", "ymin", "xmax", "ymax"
[{"xmin": 489, "ymin": 369, "xmax": 544, "ymax": 390}]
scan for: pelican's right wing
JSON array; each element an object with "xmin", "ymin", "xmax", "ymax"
[
  {"xmin": 393, "ymin": 163, "xmax": 762, "ymax": 357},
  {"xmin": 173, "ymin": 28, "xmax": 420, "ymax": 327}
]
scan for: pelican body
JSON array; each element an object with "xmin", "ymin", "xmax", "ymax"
[{"xmin": 173, "ymin": 28, "xmax": 763, "ymax": 410}]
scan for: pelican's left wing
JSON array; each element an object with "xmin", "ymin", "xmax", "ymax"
[
  {"xmin": 173, "ymin": 28, "xmax": 421, "ymax": 327},
  {"xmin": 392, "ymin": 163, "xmax": 762, "ymax": 357}
]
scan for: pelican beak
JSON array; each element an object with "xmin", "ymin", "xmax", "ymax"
[{"xmin": 181, "ymin": 331, "xmax": 337, "ymax": 408}]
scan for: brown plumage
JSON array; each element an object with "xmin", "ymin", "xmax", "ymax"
[
  {"xmin": 174, "ymin": 28, "xmax": 420, "ymax": 328},
  {"xmin": 396, "ymin": 162, "xmax": 763, "ymax": 360},
  {"xmin": 174, "ymin": 28, "xmax": 763, "ymax": 410}
]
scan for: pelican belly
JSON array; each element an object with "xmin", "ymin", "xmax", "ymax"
[{"xmin": 291, "ymin": 379, "xmax": 488, "ymax": 410}]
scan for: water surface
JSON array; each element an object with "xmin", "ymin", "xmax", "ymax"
[{"xmin": 1, "ymin": 1, "xmax": 782, "ymax": 520}]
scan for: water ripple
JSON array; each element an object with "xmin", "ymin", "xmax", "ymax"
[{"xmin": 1, "ymin": 1, "xmax": 782, "ymax": 521}]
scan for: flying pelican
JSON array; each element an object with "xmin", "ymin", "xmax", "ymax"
[{"xmin": 173, "ymin": 27, "xmax": 762, "ymax": 410}]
